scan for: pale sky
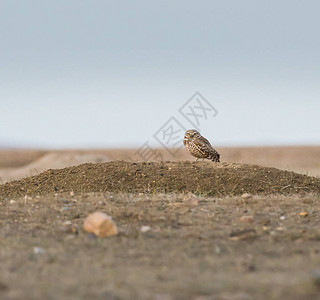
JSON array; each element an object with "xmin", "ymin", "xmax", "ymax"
[{"xmin": 0, "ymin": 0, "xmax": 319, "ymax": 148}]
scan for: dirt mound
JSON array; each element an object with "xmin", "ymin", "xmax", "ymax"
[{"xmin": 0, "ymin": 161, "xmax": 319, "ymax": 199}]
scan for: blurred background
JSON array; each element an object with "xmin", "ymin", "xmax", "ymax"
[
  {"xmin": 1, "ymin": 0, "xmax": 319, "ymax": 149},
  {"xmin": 0, "ymin": 0, "xmax": 319, "ymax": 182}
]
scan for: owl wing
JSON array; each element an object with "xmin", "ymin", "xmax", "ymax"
[
  {"xmin": 191, "ymin": 136, "xmax": 213, "ymax": 157},
  {"xmin": 199, "ymin": 136, "xmax": 212, "ymax": 148},
  {"xmin": 200, "ymin": 136, "xmax": 220, "ymax": 161}
]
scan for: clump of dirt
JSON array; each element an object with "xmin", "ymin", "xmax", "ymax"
[{"xmin": 0, "ymin": 161, "xmax": 319, "ymax": 199}]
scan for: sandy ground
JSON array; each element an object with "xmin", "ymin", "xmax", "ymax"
[
  {"xmin": 1, "ymin": 192, "xmax": 320, "ymax": 300},
  {"xmin": 0, "ymin": 146, "xmax": 320, "ymax": 299}
]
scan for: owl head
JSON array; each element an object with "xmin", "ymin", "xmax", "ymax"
[{"xmin": 184, "ymin": 129, "xmax": 201, "ymax": 140}]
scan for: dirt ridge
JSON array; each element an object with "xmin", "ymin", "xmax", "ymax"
[{"xmin": 0, "ymin": 161, "xmax": 320, "ymax": 199}]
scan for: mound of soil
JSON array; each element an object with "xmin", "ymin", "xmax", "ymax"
[{"xmin": 0, "ymin": 161, "xmax": 319, "ymax": 199}]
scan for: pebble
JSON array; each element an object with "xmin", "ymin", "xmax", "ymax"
[
  {"xmin": 299, "ymin": 212, "xmax": 308, "ymax": 217},
  {"xmin": 141, "ymin": 225, "xmax": 151, "ymax": 233},
  {"xmin": 33, "ymin": 247, "xmax": 45, "ymax": 254},
  {"xmin": 83, "ymin": 212, "xmax": 118, "ymax": 237},
  {"xmin": 9, "ymin": 200, "xmax": 16, "ymax": 204},
  {"xmin": 229, "ymin": 229, "xmax": 256, "ymax": 240},
  {"xmin": 240, "ymin": 215, "xmax": 254, "ymax": 223},
  {"xmin": 280, "ymin": 215, "xmax": 286, "ymax": 220},
  {"xmin": 64, "ymin": 225, "xmax": 78, "ymax": 235},
  {"xmin": 215, "ymin": 245, "xmax": 221, "ymax": 254},
  {"xmin": 241, "ymin": 193, "xmax": 252, "ymax": 199},
  {"xmin": 70, "ymin": 191, "xmax": 75, "ymax": 197},
  {"xmin": 63, "ymin": 220, "xmax": 72, "ymax": 226}
]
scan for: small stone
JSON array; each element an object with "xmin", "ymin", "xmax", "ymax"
[
  {"xmin": 275, "ymin": 226, "xmax": 284, "ymax": 231},
  {"xmin": 70, "ymin": 226, "xmax": 78, "ymax": 234},
  {"xmin": 9, "ymin": 200, "xmax": 16, "ymax": 204},
  {"xmin": 215, "ymin": 245, "xmax": 221, "ymax": 254},
  {"xmin": 63, "ymin": 220, "xmax": 72, "ymax": 226},
  {"xmin": 70, "ymin": 191, "xmax": 75, "ymax": 197},
  {"xmin": 240, "ymin": 215, "xmax": 254, "ymax": 223},
  {"xmin": 65, "ymin": 225, "xmax": 79, "ymax": 235},
  {"xmin": 33, "ymin": 247, "xmax": 45, "ymax": 254},
  {"xmin": 229, "ymin": 229, "xmax": 257, "ymax": 240},
  {"xmin": 280, "ymin": 215, "xmax": 286, "ymax": 220},
  {"xmin": 241, "ymin": 193, "xmax": 252, "ymax": 199},
  {"xmin": 299, "ymin": 212, "xmax": 308, "ymax": 217},
  {"xmin": 141, "ymin": 225, "xmax": 151, "ymax": 233},
  {"xmin": 83, "ymin": 212, "xmax": 118, "ymax": 237}
]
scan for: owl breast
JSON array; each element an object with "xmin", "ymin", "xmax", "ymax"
[{"xmin": 184, "ymin": 139, "xmax": 208, "ymax": 158}]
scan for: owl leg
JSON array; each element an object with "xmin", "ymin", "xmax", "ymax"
[{"xmin": 195, "ymin": 158, "xmax": 199, "ymax": 161}]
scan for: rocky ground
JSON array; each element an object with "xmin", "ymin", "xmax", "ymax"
[
  {"xmin": 1, "ymin": 192, "xmax": 320, "ymax": 299},
  {"xmin": 0, "ymin": 148, "xmax": 320, "ymax": 299}
]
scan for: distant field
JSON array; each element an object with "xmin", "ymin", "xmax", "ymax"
[{"xmin": 0, "ymin": 146, "xmax": 319, "ymax": 183}]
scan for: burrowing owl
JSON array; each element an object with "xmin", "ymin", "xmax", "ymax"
[{"xmin": 183, "ymin": 129, "xmax": 220, "ymax": 162}]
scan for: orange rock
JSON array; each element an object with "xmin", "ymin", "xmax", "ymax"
[
  {"xmin": 240, "ymin": 215, "xmax": 254, "ymax": 223},
  {"xmin": 299, "ymin": 212, "xmax": 308, "ymax": 217},
  {"xmin": 83, "ymin": 212, "xmax": 118, "ymax": 237}
]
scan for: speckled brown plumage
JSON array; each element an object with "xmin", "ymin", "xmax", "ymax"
[{"xmin": 183, "ymin": 129, "xmax": 220, "ymax": 162}]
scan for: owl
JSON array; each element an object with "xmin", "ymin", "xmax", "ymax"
[{"xmin": 183, "ymin": 129, "xmax": 220, "ymax": 162}]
